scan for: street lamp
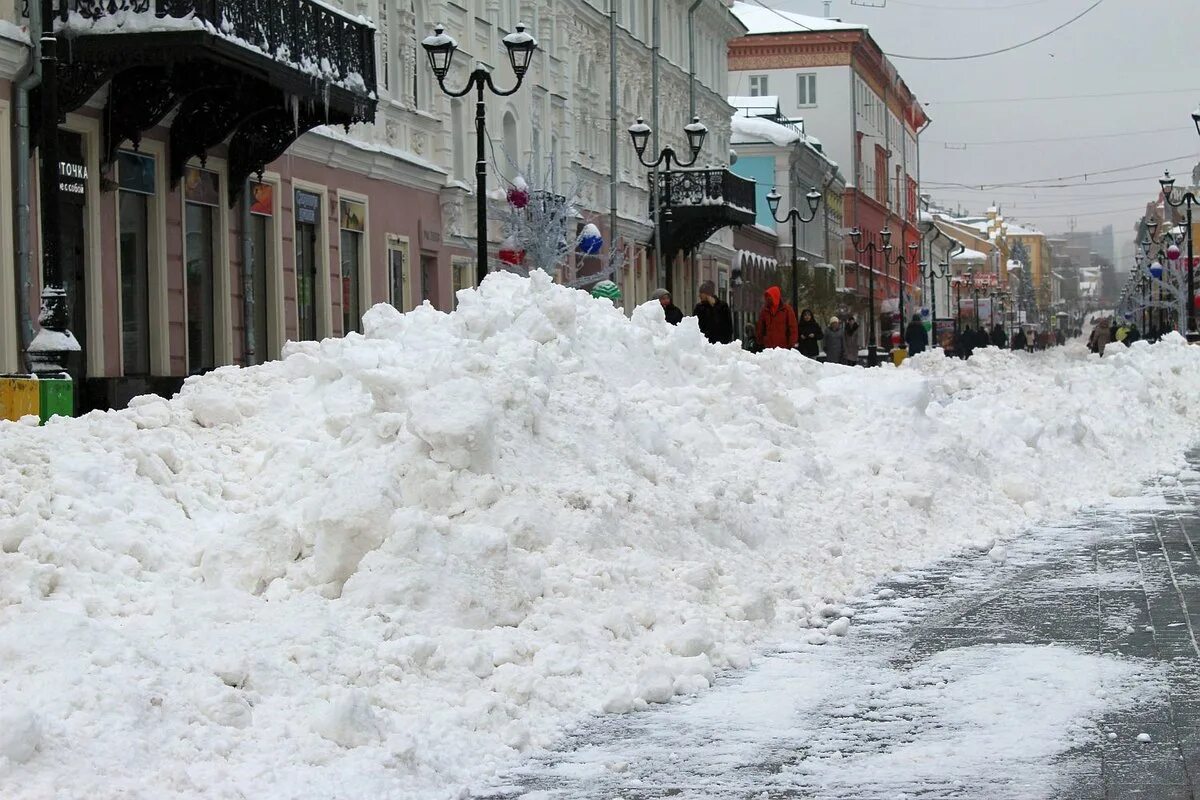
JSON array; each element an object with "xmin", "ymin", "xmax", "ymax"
[
  {"xmin": 423, "ymin": 23, "xmax": 538, "ymax": 287},
  {"xmin": 766, "ymin": 186, "xmax": 822, "ymax": 314},
  {"xmin": 1192, "ymin": 104, "xmax": 1200, "ymax": 138},
  {"xmin": 848, "ymin": 228, "xmax": 889, "ymax": 366},
  {"xmin": 1158, "ymin": 169, "xmax": 1198, "ymax": 339},
  {"xmin": 26, "ymin": 0, "xmax": 80, "ymax": 374},
  {"xmin": 882, "ymin": 239, "xmax": 920, "ymax": 338},
  {"xmin": 629, "ymin": 116, "xmax": 707, "ymax": 295}
]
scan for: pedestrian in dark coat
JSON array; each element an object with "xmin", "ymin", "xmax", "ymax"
[
  {"xmin": 693, "ymin": 280, "xmax": 733, "ymax": 344},
  {"xmin": 960, "ymin": 326, "xmax": 977, "ymax": 358},
  {"xmin": 1011, "ymin": 328, "xmax": 1028, "ymax": 351},
  {"xmin": 990, "ymin": 324, "xmax": 1007, "ymax": 348},
  {"xmin": 905, "ymin": 314, "xmax": 929, "ymax": 355},
  {"xmin": 651, "ymin": 288, "xmax": 683, "ymax": 325},
  {"xmin": 755, "ymin": 286, "xmax": 798, "ymax": 350},
  {"xmin": 796, "ymin": 308, "xmax": 824, "ymax": 358}
]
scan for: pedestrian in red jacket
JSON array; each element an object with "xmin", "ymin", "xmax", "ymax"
[{"xmin": 755, "ymin": 286, "xmax": 798, "ymax": 350}]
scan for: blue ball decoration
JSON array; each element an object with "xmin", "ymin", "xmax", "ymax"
[
  {"xmin": 579, "ymin": 224, "xmax": 603, "ymax": 255},
  {"xmin": 1150, "ymin": 264, "xmax": 1164, "ymax": 280}
]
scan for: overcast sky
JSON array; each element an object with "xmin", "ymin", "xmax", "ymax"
[{"xmin": 765, "ymin": 0, "xmax": 1200, "ymax": 265}]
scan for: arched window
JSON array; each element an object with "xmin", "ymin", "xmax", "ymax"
[{"xmin": 502, "ymin": 111, "xmax": 519, "ymax": 177}]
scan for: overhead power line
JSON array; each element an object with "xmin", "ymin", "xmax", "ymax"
[
  {"xmin": 886, "ymin": 0, "xmax": 1064, "ymax": 9},
  {"xmin": 884, "ymin": 0, "xmax": 1105, "ymax": 60},
  {"xmin": 927, "ymin": 125, "xmax": 1183, "ymax": 147},
  {"xmin": 748, "ymin": 0, "xmax": 1105, "ymax": 62},
  {"xmin": 925, "ymin": 88, "xmax": 1200, "ymax": 107},
  {"xmin": 923, "ymin": 153, "xmax": 1198, "ymax": 190}
]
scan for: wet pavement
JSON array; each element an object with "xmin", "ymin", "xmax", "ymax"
[{"xmin": 472, "ymin": 463, "xmax": 1200, "ymax": 800}]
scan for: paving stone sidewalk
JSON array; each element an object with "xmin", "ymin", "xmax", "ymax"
[{"xmin": 473, "ymin": 464, "xmax": 1200, "ymax": 800}]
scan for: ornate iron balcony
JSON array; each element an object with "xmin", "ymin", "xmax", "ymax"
[
  {"xmin": 650, "ymin": 167, "xmax": 757, "ymax": 257},
  {"xmin": 56, "ymin": 0, "xmax": 377, "ymax": 98}
]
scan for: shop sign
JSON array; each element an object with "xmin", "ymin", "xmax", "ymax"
[
  {"xmin": 339, "ymin": 198, "xmax": 365, "ymax": 232},
  {"xmin": 58, "ymin": 131, "xmax": 87, "ymax": 203},
  {"xmin": 117, "ymin": 151, "xmax": 155, "ymax": 195},
  {"xmin": 184, "ymin": 167, "xmax": 220, "ymax": 207},
  {"xmin": 296, "ymin": 190, "xmax": 321, "ymax": 225},
  {"xmin": 250, "ymin": 182, "xmax": 274, "ymax": 216}
]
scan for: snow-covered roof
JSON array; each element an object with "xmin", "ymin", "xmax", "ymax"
[
  {"xmin": 732, "ymin": 114, "xmax": 800, "ymax": 147},
  {"xmin": 731, "ymin": 1, "xmax": 866, "ymax": 34},
  {"xmin": 952, "ymin": 247, "xmax": 989, "ymax": 263}
]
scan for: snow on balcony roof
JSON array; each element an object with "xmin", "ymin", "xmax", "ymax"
[
  {"xmin": 731, "ymin": 1, "xmax": 866, "ymax": 34},
  {"xmin": 952, "ymin": 247, "xmax": 989, "ymax": 263},
  {"xmin": 732, "ymin": 114, "xmax": 800, "ymax": 147}
]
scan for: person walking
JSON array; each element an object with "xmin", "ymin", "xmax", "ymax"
[
  {"xmin": 796, "ymin": 308, "xmax": 824, "ymax": 358},
  {"xmin": 693, "ymin": 280, "xmax": 733, "ymax": 344},
  {"xmin": 904, "ymin": 314, "xmax": 929, "ymax": 356},
  {"xmin": 651, "ymin": 288, "xmax": 683, "ymax": 325},
  {"xmin": 990, "ymin": 323, "xmax": 1007, "ymax": 349},
  {"xmin": 960, "ymin": 325, "xmax": 977, "ymax": 359},
  {"xmin": 824, "ymin": 316, "xmax": 847, "ymax": 364},
  {"xmin": 1011, "ymin": 327, "xmax": 1028, "ymax": 352},
  {"xmin": 755, "ymin": 286, "xmax": 798, "ymax": 351}
]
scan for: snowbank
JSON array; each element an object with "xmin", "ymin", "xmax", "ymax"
[{"xmin": 2, "ymin": 270, "xmax": 1199, "ymax": 798}]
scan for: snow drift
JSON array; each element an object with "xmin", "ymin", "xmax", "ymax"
[{"xmin": 2, "ymin": 270, "xmax": 1199, "ymax": 798}]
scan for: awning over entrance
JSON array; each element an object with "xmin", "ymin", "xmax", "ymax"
[{"xmin": 37, "ymin": 0, "xmax": 377, "ymax": 205}]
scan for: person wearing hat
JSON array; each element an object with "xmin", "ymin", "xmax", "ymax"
[
  {"xmin": 590, "ymin": 280, "xmax": 622, "ymax": 305},
  {"xmin": 650, "ymin": 288, "xmax": 684, "ymax": 325},
  {"xmin": 693, "ymin": 280, "xmax": 733, "ymax": 344},
  {"xmin": 823, "ymin": 315, "xmax": 847, "ymax": 364},
  {"xmin": 755, "ymin": 286, "xmax": 798, "ymax": 350}
]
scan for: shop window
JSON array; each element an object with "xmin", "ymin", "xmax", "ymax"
[
  {"xmin": 452, "ymin": 257, "xmax": 473, "ymax": 308},
  {"xmin": 339, "ymin": 198, "xmax": 366, "ymax": 335},
  {"xmin": 387, "ymin": 236, "xmax": 411, "ymax": 312},
  {"xmin": 249, "ymin": 181, "xmax": 274, "ymax": 362},
  {"xmin": 184, "ymin": 167, "xmax": 219, "ymax": 375},
  {"xmin": 295, "ymin": 189, "xmax": 321, "ymax": 341},
  {"xmin": 117, "ymin": 151, "xmax": 154, "ymax": 376}
]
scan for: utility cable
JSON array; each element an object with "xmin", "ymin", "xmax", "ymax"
[{"xmin": 747, "ymin": 0, "xmax": 1105, "ymax": 61}]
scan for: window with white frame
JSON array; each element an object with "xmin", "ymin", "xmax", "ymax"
[
  {"xmin": 117, "ymin": 151, "xmax": 154, "ymax": 376},
  {"xmin": 339, "ymin": 198, "xmax": 366, "ymax": 335},
  {"xmin": 748, "ymin": 75, "xmax": 768, "ymax": 97},
  {"xmin": 387, "ymin": 235, "xmax": 411, "ymax": 312},
  {"xmin": 184, "ymin": 166, "xmax": 220, "ymax": 375},
  {"xmin": 797, "ymin": 73, "xmax": 816, "ymax": 107}
]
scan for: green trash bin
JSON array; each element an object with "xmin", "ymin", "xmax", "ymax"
[{"xmin": 38, "ymin": 374, "xmax": 73, "ymax": 423}]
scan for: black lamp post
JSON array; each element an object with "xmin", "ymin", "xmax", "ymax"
[
  {"xmin": 920, "ymin": 260, "xmax": 948, "ymax": 349},
  {"xmin": 883, "ymin": 239, "xmax": 919, "ymax": 338},
  {"xmin": 423, "ymin": 23, "xmax": 537, "ymax": 288},
  {"xmin": 1158, "ymin": 169, "xmax": 1198, "ymax": 340},
  {"xmin": 848, "ymin": 227, "xmax": 891, "ymax": 366},
  {"xmin": 766, "ymin": 186, "xmax": 822, "ymax": 314},
  {"xmin": 27, "ymin": 0, "xmax": 79, "ymax": 374},
  {"xmin": 629, "ymin": 115, "xmax": 707, "ymax": 296}
]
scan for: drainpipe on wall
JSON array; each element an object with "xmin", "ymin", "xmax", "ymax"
[
  {"xmin": 687, "ymin": 0, "xmax": 705, "ymax": 121},
  {"xmin": 609, "ymin": 0, "xmax": 618, "ymax": 262},
  {"xmin": 14, "ymin": 0, "xmax": 42, "ymax": 356},
  {"xmin": 241, "ymin": 179, "xmax": 256, "ymax": 366}
]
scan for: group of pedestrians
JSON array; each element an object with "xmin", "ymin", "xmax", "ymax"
[
  {"xmin": 649, "ymin": 284, "xmax": 864, "ymax": 365},
  {"xmin": 1086, "ymin": 317, "xmax": 1155, "ymax": 353}
]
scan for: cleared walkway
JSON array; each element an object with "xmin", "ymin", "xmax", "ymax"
[{"xmin": 474, "ymin": 460, "xmax": 1200, "ymax": 800}]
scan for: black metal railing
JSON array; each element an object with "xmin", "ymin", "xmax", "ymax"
[
  {"xmin": 652, "ymin": 168, "xmax": 757, "ymax": 216},
  {"xmin": 58, "ymin": 0, "xmax": 377, "ymax": 96}
]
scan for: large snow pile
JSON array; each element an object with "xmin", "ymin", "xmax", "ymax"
[{"xmin": 2, "ymin": 270, "xmax": 1199, "ymax": 798}]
